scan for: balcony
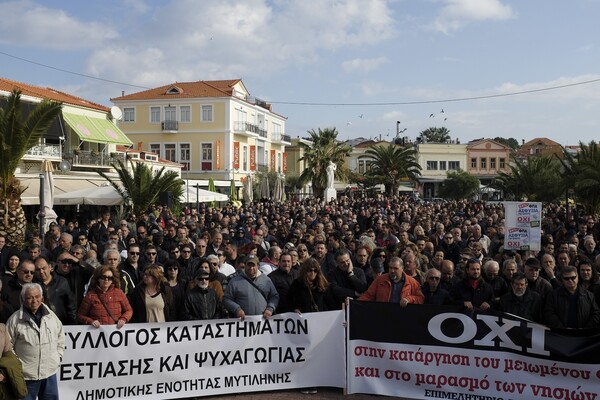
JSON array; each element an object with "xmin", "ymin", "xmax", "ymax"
[
  {"xmin": 233, "ymin": 121, "xmax": 266, "ymax": 136},
  {"xmin": 24, "ymin": 144, "xmax": 61, "ymax": 160},
  {"xmin": 272, "ymin": 133, "xmax": 291, "ymax": 143},
  {"xmin": 62, "ymin": 150, "xmax": 123, "ymax": 168},
  {"xmin": 161, "ymin": 120, "xmax": 179, "ymax": 132}
]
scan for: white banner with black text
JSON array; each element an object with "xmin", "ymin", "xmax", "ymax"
[{"xmin": 60, "ymin": 310, "xmax": 345, "ymax": 400}]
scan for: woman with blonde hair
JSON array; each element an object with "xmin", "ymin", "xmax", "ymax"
[
  {"xmin": 129, "ymin": 265, "xmax": 176, "ymax": 323},
  {"xmin": 77, "ymin": 265, "xmax": 132, "ymax": 328}
]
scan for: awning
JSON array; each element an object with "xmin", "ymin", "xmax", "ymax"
[
  {"xmin": 19, "ymin": 177, "xmax": 105, "ymax": 205},
  {"xmin": 63, "ymin": 113, "xmax": 133, "ymax": 146}
]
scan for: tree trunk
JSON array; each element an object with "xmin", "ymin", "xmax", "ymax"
[{"xmin": 0, "ymin": 195, "xmax": 27, "ymax": 249}]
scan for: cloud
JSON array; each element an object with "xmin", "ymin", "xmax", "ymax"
[
  {"xmin": 79, "ymin": 0, "xmax": 396, "ymax": 88},
  {"xmin": 342, "ymin": 57, "xmax": 389, "ymax": 73},
  {"xmin": 0, "ymin": 0, "xmax": 118, "ymax": 49},
  {"xmin": 431, "ymin": 0, "xmax": 515, "ymax": 34}
]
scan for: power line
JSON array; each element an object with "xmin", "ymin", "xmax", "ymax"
[
  {"xmin": 2, "ymin": 50, "xmax": 599, "ymax": 105},
  {"xmin": 0, "ymin": 51, "xmax": 152, "ymax": 90},
  {"xmin": 270, "ymin": 78, "xmax": 600, "ymax": 106}
]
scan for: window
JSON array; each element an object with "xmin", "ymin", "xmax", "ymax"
[
  {"xmin": 124, "ymin": 107, "xmax": 135, "ymax": 122},
  {"xmin": 180, "ymin": 106, "xmax": 191, "ymax": 123},
  {"xmin": 426, "ymin": 161, "xmax": 438, "ymax": 170},
  {"xmin": 272, "ymin": 122, "xmax": 282, "ymax": 141},
  {"xmin": 471, "ymin": 158, "xmax": 477, "ymax": 169},
  {"xmin": 150, "ymin": 107, "xmax": 160, "ymax": 123},
  {"xmin": 490, "ymin": 158, "xmax": 496, "ymax": 169},
  {"xmin": 358, "ymin": 159, "xmax": 368, "ymax": 174},
  {"xmin": 499, "ymin": 158, "xmax": 506, "ymax": 169},
  {"xmin": 480, "ymin": 158, "xmax": 487, "ymax": 169},
  {"xmin": 165, "ymin": 106, "xmax": 176, "ymax": 122},
  {"xmin": 439, "ymin": 161, "xmax": 447, "ymax": 170},
  {"xmin": 448, "ymin": 161, "xmax": 460, "ymax": 170},
  {"xmin": 149, "ymin": 144, "xmax": 160, "ymax": 158},
  {"xmin": 202, "ymin": 105, "xmax": 213, "ymax": 122},
  {"xmin": 180, "ymin": 143, "xmax": 190, "ymax": 171},
  {"xmin": 201, "ymin": 143, "xmax": 213, "ymax": 171},
  {"xmin": 164, "ymin": 144, "xmax": 176, "ymax": 162},
  {"xmin": 242, "ymin": 146, "xmax": 248, "ymax": 170}
]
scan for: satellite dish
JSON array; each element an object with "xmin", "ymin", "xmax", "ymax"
[
  {"xmin": 110, "ymin": 106, "xmax": 123, "ymax": 121},
  {"xmin": 59, "ymin": 160, "xmax": 71, "ymax": 173}
]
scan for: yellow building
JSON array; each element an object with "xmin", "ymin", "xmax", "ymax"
[
  {"xmin": 111, "ymin": 79, "xmax": 289, "ymax": 188},
  {"xmin": 416, "ymin": 142, "xmax": 468, "ymax": 198},
  {"xmin": 466, "ymin": 138, "xmax": 511, "ymax": 185}
]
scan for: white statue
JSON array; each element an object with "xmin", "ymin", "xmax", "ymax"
[{"xmin": 326, "ymin": 161, "xmax": 336, "ymax": 189}]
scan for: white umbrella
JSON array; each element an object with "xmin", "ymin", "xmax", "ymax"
[
  {"xmin": 54, "ymin": 185, "xmax": 125, "ymax": 205},
  {"xmin": 41, "ymin": 159, "xmax": 57, "ymax": 231},
  {"xmin": 181, "ymin": 186, "xmax": 229, "ymax": 203},
  {"xmin": 243, "ymin": 174, "xmax": 254, "ymax": 203},
  {"xmin": 260, "ymin": 175, "xmax": 270, "ymax": 200}
]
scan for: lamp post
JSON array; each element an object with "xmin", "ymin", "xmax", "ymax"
[{"xmin": 38, "ymin": 173, "xmax": 46, "ymax": 236}]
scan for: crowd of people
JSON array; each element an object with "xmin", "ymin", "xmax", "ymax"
[{"xmin": 0, "ymin": 193, "xmax": 599, "ymax": 397}]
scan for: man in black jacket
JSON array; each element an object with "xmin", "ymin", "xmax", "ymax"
[
  {"xmin": 34, "ymin": 256, "xmax": 76, "ymax": 325},
  {"xmin": 498, "ymin": 272, "xmax": 542, "ymax": 323},
  {"xmin": 328, "ymin": 249, "xmax": 368, "ymax": 310},
  {"xmin": 183, "ymin": 271, "xmax": 221, "ymax": 320},
  {"xmin": 544, "ymin": 265, "xmax": 600, "ymax": 329},
  {"xmin": 450, "ymin": 258, "xmax": 494, "ymax": 312}
]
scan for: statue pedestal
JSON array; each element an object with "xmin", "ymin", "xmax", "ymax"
[{"xmin": 324, "ymin": 188, "xmax": 337, "ymax": 202}]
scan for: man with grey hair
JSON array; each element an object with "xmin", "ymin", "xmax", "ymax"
[
  {"xmin": 483, "ymin": 259, "xmax": 508, "ymax": 305},
  {"xmin": 7, "ymin": 282, "xmax": 65, "ymax": 399}
]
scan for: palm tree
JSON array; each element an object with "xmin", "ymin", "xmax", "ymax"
[
  {"xmin": 298, "ymin": 127, "xmax": 351, "ymax": 197},
  {"xmin": 418, "ymin": 127, "xmax": 451, "ymax": 143},
  {"xmin": 98, "ymin": 158, "xmax": 184, "ymax": 216},
  {"xmin": 561, "ymin": 141, "xmax": 600, "ymax": 214},
  {"xmin": 491, "ymin": 155, "xmax": 563, "ymax": 202},
  {"xmin": 364, "ymin": 144, "xmax": 421, "ymax": 195},
  {"xmin": 0, "ymin": 90, "xmax": 62, "ymax": 248}
]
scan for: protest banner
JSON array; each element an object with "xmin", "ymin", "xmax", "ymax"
[
  {"xmin": 347, "ymin": 301, "xmax": 600, "ymax": 400},
  {"xmin": 504, "ymin": 201, "xmax": 542, "ymax": 251},
  {"xmin": 60, "ymin": 310, "xmax": 345, "ymax": 399}
]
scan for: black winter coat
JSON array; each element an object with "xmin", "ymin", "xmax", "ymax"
[{"xmin": 183, "ymin": 286, "xmax": 221, "ymax": 320}]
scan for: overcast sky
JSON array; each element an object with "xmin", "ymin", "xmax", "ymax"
[{"xmin": 2, "ymin": 0, "xmax": 600, "ymax": 145}]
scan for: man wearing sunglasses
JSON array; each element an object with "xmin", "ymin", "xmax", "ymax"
[
  {"xmin": 544, "ymin": 265, "xmax": 600, "ymax": 329},
  {"xmin": 4, "ymin": 260, "xmax": 36, "ymax": 310},
  {"xmin": 55, "ymin": 252, "xmax": 92, "ymax": 308}
]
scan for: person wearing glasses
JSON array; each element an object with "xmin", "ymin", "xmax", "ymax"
[
  {"xmin": 55, "ymin": 251, "xmax": 93, "ymax": 308},
  {"xmin": 359, "ymin": 256, "xmax": 424, "ymax": 306},
  {"xmin": 129, "ymin": 265, "xmax": 176, "ymax": 323},
  {"xmin": 34, "ymin": 256, "xmax": 77, "ymax": 325},
  {"xmin": 440, "ymin": 231, "xmax": 461, "ymax": 265},
  {"xmin": 544, "ymin": 265, "xmax": 600, "ymax": 329},
  {"xmin": 4, "ymin": 260, "xmax": 36, "ymax": 311},
  {"xmin": 183, "ymin": 270, "xmax": 222, "ymax": 320},
  {"xmin": 120, "ymin": 244, "xmax": 144, "ymax": 286},
  {"xmin": 422, "ymin": 268, "xmax": 451, "ymax": 306},
  {"xmin": 77, "ymin": 265, "xmax": 132, "ymax": 329}
]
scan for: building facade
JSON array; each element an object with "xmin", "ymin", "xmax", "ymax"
[{"xmin": 111, "ymin": 80, "xmax": 289, "ymax": 189}]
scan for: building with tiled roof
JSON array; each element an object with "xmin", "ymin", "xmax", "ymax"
[
  {"xmin": 111, "ymin": 79, "xmax": 289, "ymax": 190},
  {"xmin": 0, "ymin": 76, "xmax": 180, "ymax": 209},
  {"xmin": 516, "ymin": 137, "xmax": 562, "ymax": 159},
  {"xmin": 467, "ymin": 138, "xmax": 512, "ymax": 185}
]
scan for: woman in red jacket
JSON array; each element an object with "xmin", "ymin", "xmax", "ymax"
[{"xmin": 77, "ymin": 265, "xmax": 133, "ymax": 328}]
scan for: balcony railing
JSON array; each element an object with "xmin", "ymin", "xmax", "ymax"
[
  {"xmin": 62, "ymin": 150, "xmax": 122, "ymax": 167},
  {"xmin": 271, "ymin": 133, "xmax": 290, "ymax": 143},
  {"xmin": 24, "ymin": 144, "xmax": 61, "ymax": 159},
  {"xmin": 234, "ymin": 121, "xmax": 267, "ymax": 136},
  {"xmin": 161, "ymin": 120, "xmax": 179, "ymax": 131}
]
